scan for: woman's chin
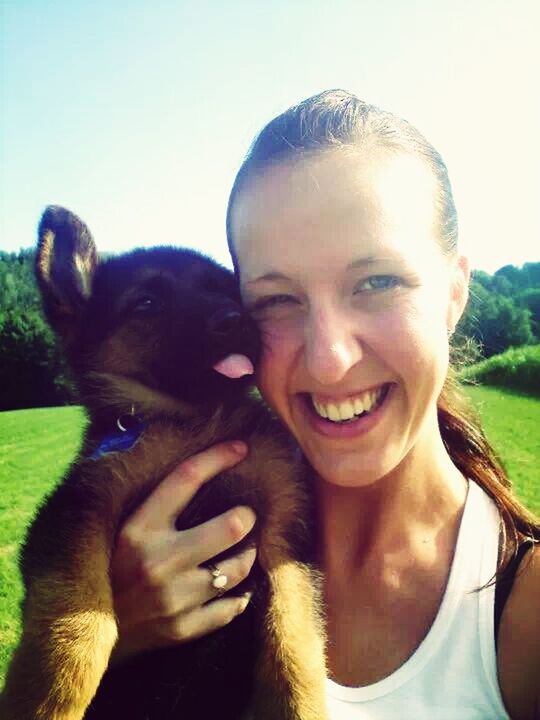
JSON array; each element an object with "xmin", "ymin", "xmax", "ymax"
[{"xmin": 302, "ymin": 443, "xmax": 397, "ymax": 489}]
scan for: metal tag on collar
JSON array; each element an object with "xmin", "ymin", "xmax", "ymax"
[
  {"xmin": 117, "ymin": 404, "xmax": 139, "ymax": 432},
  {"xmin": 90, "ymin": 405, "xmax": 145, "ymax": 460}
]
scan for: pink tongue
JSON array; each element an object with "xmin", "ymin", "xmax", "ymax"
[{"xmin": 213, "ymin": 354, "xmax": 254, "ymax": 379}]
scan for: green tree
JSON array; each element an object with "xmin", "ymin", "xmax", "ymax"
[
  {"xmin": 471, "ymin": 269, "xmax": 493, "ymax": 292},
  {"xmin": 519, "ymin": 288, "xmax": 540, "ymax": 340},
  {"xmin": 494, "ymin": 264, "xmax": 527, "ymax": 291},
  {"xmin": 0, "ymin": 308, "xmax": 72, "ymax": 410},
  {"xmin": 457, "ymin": 281, "xmax": 534, "ymax": 358},
  {"xmin": 522, "ymin": 262, "xmax": 540, "ymax": 287},
  {"xmin": 0, "ymin": 250, "xmax": 73, "ymax": 410}
]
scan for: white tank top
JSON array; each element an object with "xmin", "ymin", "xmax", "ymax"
[{"xmin": 325, "ymin": 480, "xmax": 511, "ymax": 719}]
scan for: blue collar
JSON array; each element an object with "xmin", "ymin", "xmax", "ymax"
[{"xmin": 90, "ymin": 420, "xmax": 146, "ymax": 460}]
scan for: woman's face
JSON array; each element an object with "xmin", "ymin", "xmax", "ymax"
[{"xmin": 230, "ymin": 148, "xmax": 469, "ymax": 487}]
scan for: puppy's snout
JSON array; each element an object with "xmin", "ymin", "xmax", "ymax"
[{"xmin": 208, "ymin": 308, "xmax": 244, "ymax": 337}]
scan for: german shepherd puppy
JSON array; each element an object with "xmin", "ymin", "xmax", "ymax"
[{"xmin": 0, "ymin": 207, "xmax": 327, "ymax": 720}]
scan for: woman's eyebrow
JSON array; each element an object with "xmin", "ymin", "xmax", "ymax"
[
  {"xmin": 245, "ymin": 271, "xmax": 289, "ymax": 286},
  {"xmin": 347, "ymin": 256, "xmax": 400, "ymax": 270}
]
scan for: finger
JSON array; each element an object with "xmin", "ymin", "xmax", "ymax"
[
  {"xmin": 158, "ymin": 593, "xmax": 253, "ymax": 645},
  {"xmin": 133, "ymin": 546, "xmax": 258, "ymax": 622},
  {"xmin": 173, "ymin": 505, "xmax": 257, "ymax": 568},
  {"xmin": 112, "ymin": 501, "xmax": 255, "ymax": 603},
  {"xmin": 113, "ymin": 516, "xmax": 256, "ymax": 628},
  {"xmin": 198, "ymin": 546, "xmax": 257, "ymax": 604},
  {"xmin": 128, "ymin": 441, "xmax": 248, "ymax": 532}
]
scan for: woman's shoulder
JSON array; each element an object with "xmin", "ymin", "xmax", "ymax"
[{"xmin": 497, "ymin": 542, "xmax": 540, "ymax": 720}]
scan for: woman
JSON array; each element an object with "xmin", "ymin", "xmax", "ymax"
[{"xmin": 110, "ymin": 91, "xmax": 539, "ymax": 718}]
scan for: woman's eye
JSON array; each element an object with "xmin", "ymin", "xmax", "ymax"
[{"xmin": 355, "ymin": 275, "xmax": 401, "ymax": 293}]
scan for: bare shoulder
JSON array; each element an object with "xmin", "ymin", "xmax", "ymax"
[{"xmin": 497, "ymin": 542, "xmax": 540, "ymax": 720}]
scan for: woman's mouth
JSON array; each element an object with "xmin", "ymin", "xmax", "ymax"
[
  {"xmin": 300, "ymin": 383, "xmax": 392, "ymax": 437},
  {"xmin": 311, "ymin": 384, "xmax": 389, "ymax": 422}
]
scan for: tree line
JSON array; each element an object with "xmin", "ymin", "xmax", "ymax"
[
  {"xmin": 0, "ymin": 250, "xmax": 539, "ymax": 410},
  {"xmin": 456, "ymin": 263, "xmax": 540, "ymax": 358}
]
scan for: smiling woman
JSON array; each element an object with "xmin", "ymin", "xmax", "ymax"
[
  {"xmin": 229, "ymin": 146, "xmax": 464, "ymax": 489},
  {"xmin": 50, "ymin": 90, "xmax": 539, "ymax": 720},
  {"xmin": 223, "ymin": 90, "xmax": 540, "ymax": 718}
]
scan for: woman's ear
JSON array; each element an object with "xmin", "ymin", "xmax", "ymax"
[{"xmin": 446, "ymin": 254, "xmax": 470, "ymax": 334}]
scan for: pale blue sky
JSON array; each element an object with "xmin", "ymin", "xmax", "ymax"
[{"xmin": 1, "ymin": 0, "xmax": 539, "ymax": 272}]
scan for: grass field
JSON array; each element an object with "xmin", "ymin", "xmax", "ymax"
[
  {"xmin": 0, "ymin": 406, "xmax": 87, "ymax": 682},
  {"xmin": 0, "ymin": 388, "xmax": 538, "ymax": 685},
  {"xmin": 465, "ymin": 385, "xmax": 540, "ymax": 514}
]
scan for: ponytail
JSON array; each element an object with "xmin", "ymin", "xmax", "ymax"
[{"xmin": 438, "ymin": 369, "xmax": 539, "ymax": 573}]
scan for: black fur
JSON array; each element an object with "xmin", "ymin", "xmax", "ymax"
[{"xmin": 0, "ymin": 207, "xmax": 325, "ymax": 720}]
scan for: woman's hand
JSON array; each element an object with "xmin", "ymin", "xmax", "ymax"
[{"xmin": 109, "ymin": 441, "xmax": 257, "ymax": 663}]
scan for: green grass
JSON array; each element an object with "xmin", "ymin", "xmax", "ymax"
[
  {"xmin": 463, "ymin": 385, "xmax": 540, "ymax": 515},
  {"xmin": 0, "ymin": 393, "xmax": 538, "ymax": 686},
  {"xmin": 0, "ymin": 406, "xmax": 86, "ymax": 682}
]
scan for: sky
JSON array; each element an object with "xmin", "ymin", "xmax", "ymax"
[{"xmin": 1, "ymin": 0, "xmax": 539, "ymax": 273}]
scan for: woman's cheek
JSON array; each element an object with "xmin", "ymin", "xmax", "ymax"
[
  {"xmin": 256, "ymin": 319, "xmax": 300, "ymax": 400},
  {"xmin": 389, "ymin": 307, "xmax": 449, "ymax": 385},
  {"xmin": 258, "ymin": 316, "xmax": 304, "ymax": 360}
]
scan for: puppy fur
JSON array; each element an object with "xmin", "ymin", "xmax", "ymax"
[{"xmin": 0, "ymin": 207, "xmax": 328, "ymax": 720}]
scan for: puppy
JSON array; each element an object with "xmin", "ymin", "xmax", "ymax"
[{"xmin": 0, "ymin": 207, "xmax": 327, "ymax": 720}]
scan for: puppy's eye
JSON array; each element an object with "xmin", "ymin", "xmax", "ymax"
[{"xmin": 133, "ymin": 295, "xmax": 157, "ymax": 312}]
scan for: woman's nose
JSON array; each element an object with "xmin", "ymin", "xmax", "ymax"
[{"xmin": 303, "ymin": 307, "xmax": 363, "ymax": 386}]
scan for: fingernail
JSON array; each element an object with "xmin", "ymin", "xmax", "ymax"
[
  {"xmin": 230, "ymin": 441, "xmax": 247, "ymax": 455},
  {"xmin": 236, "ymin": 506, "xmax": 256, "ymax": 531},
  {"xmin": 237, "ymin": 593, "xmax": 252, "ymax": 614}
]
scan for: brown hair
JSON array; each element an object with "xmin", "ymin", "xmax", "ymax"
[{"xmin": 226, "ymin": 89, "xmax": 539, "ymax": 568}]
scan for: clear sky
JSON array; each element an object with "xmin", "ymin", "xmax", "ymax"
[{"xmin": 1, "ymin": 0, "xmax": 539, "ymax": 272}]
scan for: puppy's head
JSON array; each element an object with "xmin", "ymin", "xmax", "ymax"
[{"xmin": 35, "ymin": 206, "xmax": 260, "ymax": 412}]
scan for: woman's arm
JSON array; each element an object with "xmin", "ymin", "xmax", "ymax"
[
  {"xmin": 109, "ymin": 441, "xmax": 258, "ymax": 663},
  {"xmin": 498, "ymin": 543, "xmax": 540, "ymax": 720}
]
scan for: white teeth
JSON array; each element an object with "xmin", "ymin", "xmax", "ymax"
[
  {"xmin": 311, "ymin": 386, "xmax": 385, "ymax": 423},
  {"xmin": 353, "ymin": 397, "xmax": 364, "ymax": 414},
  {"xmin": 339, "ymin": 400, "xmax": 355, "ymax": 421},
  {"xmin": 314, "ymin": 401, "xmax": 328, "ymax": 418},
  {"xmin": 327, "ymin": 404, "xmax": 341, "ymax": 421}
]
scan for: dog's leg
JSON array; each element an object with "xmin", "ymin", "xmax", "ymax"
[
  {"xmin": 252, "ymin": 560, "xmax": 328, "ymax": 720},
  {"xmin": 0, "ymin": 527, "xmax": 117, "ymax": 720}
]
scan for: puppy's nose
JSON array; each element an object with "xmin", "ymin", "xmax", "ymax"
[{"xmin": 208, "ymin": 308, "xmax": 244, "ymax": 336}]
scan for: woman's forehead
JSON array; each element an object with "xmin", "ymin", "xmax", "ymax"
[{"xmin": 232, "ymin": 148, "xmax": 440, "ymax": 281}]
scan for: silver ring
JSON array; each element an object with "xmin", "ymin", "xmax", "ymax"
[{"xmin": 207, "ymin": 563, "xmax": 228, "ymax": 596}]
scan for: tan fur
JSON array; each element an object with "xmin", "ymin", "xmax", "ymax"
[
  {"xmin": 0, "ymin": 212, "xmax": 329, "ymax": 718},
  {"xmin": 88, "ymin": 373, "xmax": 198, "ymax": 418},
  {"xmin": 73, "ymin": 253, "xmax": 93, "ymax": 299},
  {"xmin": 2, "ymin": 532, "xmax": 117, "ymax": 720},
  {"xmin": 36, "ymin": 230, "xmax": 54, "ymax": 285},
  {"xmin": 253, "ymin": 562, "xmax": 328, "ymax": 718},
  {"xmin": 1, "ymin": 412, "xmax": 328, "ymax": 720}
]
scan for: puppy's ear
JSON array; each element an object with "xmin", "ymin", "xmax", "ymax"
[{"xmin": 35, "ymin": 206, "xmax": 98, "ymax": 344}]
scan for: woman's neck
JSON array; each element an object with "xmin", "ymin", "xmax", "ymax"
[
  {"xmin": 316, "ymin": 428, "xmax": 468, "ymax": 578},
  {"xmin": 318, "ymin": 428, "xmax": 468, "ymax": 686}
]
